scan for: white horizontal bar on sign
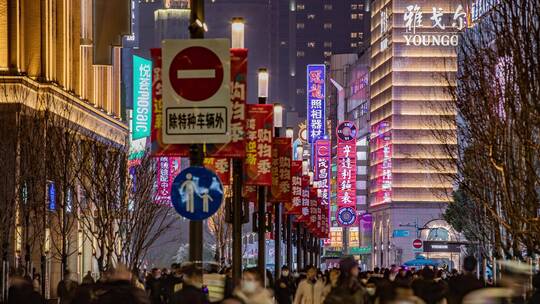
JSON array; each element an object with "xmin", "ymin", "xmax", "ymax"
[{"xmin": 177, "ymin": 69, "xmax": 216, "ymax": 79}]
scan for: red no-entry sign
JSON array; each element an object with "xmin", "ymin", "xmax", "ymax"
[
  {"xmin": 413, "ymin": 239, "xmax": 423, "ymax": 249},
  {"xmin": 168, "ymin": 46, "xmax": 224, "ymax": 102}
]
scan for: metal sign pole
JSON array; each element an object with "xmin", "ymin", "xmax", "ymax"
[{"xmin": 187, "ymin": 0, "xmax": 205, "ymax": 264}]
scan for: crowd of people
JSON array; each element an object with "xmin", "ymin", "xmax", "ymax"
[{"xmin": 4, "ymin": 256, "xmax": 540, "ymax": 304}]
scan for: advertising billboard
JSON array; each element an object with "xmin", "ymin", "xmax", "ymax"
[
  {"xmin": 307, "ymin": 64, "xmax": 326, "ymax": 143},
  {"xmin": 132, "ymin": 55, "xmax": 153, "ymax": 140}
]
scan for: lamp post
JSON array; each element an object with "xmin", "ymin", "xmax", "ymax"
[
  {"xmin": 285, "ymin": 128, "xmax": 293, "ymax": 269},
  {"xmin": 231, "ymin": 16, "xmax": 245, "ymax": 284},
  {"xmin": 257, "ymin": 68, "xmax": 268, "ymax": 280},
  {"xmin": 273, "ymin": 103, "xmax": 283, "ymax": 278}
]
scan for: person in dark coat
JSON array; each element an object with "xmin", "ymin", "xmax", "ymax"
[
  {"xmin": 171, "ymin": 263, "xmax": 208, "ymax": 304},
  {"xmin": 163, "ymin": 263, "xmax": 184, "ymax": 302},
  {"xmin": 447, "ymin": 256, "xmax": 484, "ymax": 304},
  {"xmin": 411, "ymin": 267, "xmax": 448, "ymax": 304},
  {"xmin": 72, "ymin": 265, "xmax": 150, "ymax": 304},
  {"xmin": 323, "ymin": 256, "xmax": 365, "ymax": 304},
  {"xmin": 275, "ymin": 266, "xmax": 295, "ymax": 304},
  {"xmin": 146, "ymin": 268, "xmax": 164, "ymax": 304},
  {"xmin": 82, "ymin": 271, "xmax": 95, "ymax": 285},
  {"xmin": 57, "ymin": 270, "xmax": 80, "ymax": 304},
  {"xmin": 8, "ymin": 270, "xmax": 46, "ymax": 304},
  {"xmin": 528, "ymin": 272, "xmax": 540, "ymax": 304}
]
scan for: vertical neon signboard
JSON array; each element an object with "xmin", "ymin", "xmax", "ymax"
[
  {"xmin": 314, "ymin": 139, "xmax": 331, "ymax": 206},
  {"xmin": 133, "ymin": 55, "xmax": 153, "ymax": 140},
  {"xmin": 307, "ymin": 64, "xmax": 326, "ymax": 143},
  {"xmin": 336, "ymin": 121, "xmax": 357, "ymax": 227}
]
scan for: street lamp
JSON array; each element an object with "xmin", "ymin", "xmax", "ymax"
[
  {"xmin": 273, "ymin": 103, "xmax": 283, "ymax": 129},
  {"xmin": 286, "ymin": 127, "xmax": 294, "ymax": 138},
  {"xmin": 257, "ymin": 67, "xmax": 268, "ymax": 283},
  {"xmin": 296, "ymin": 146, "xmax": 304, "ymax": 161},
  {"xmin": 258, "ymin": 68, "xmax": 269, "ymax": 101},
  {"xmin": 231, "ymin": 17, "xmax": 245, "ymax": 49}
]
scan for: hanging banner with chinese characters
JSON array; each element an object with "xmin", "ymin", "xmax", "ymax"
[
  {"xmin": 289, "ymin": 160, "xmax": 303, "ymax": 214},
  {"xmin": 296, "ymin": 174, "xmax": 310, "ymax": 222},
  {"xmin": 151, "ymin": 48, "xmax": 247, "ymax": 157},
  {"xmin": 370, "ymin": 120, "xmax": 392, "ymax": 205},
  {"xmin": 203, "ymin": 158, "xmax": 231, "ymax": 185},
  {"xmin": 402, "ymin": 3, "xmax": 466, "ymax": 47},
  {"xmin": 243, "ymin": 185, "xmax": 257, "ymax": 203},
  {"xmin": 153, "ymin": 157, "xmax": 182, "ymax": 205},
  {"xmin": 322, "ymin": 205, "xmax": 329, "ymax": 238},
  {"xmin": 314, "ymin": 139, "xmax": 330, "ymax": 205},
  {"xmin": 270, "ymin": 138, "xmax": 292, "ymax": 202},
  {"xmin": 307, "ymin": 64, "xmax": 326, "ymax": 143},
  {"xmin": 244, "ymin": 104, "xmax": 273, "ymax": 185},
  {"xmin": 308, "ymin": 187, "xmax": 318, "ymax": 233},
  {"xmin": 211, "ymin": 48, "xmax": 247, "ymax": 157}
]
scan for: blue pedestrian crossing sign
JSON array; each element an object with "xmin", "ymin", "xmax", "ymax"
[{"xmin": 171, "ymin": 166, "xmax": 224, "ymax": 221}]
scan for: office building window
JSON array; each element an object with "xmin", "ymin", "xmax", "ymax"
[
  {"xmin": 351, "ymin": 42, "xmax": 358, "ymax": 48},
  {"xmin": 324, "ymin": 51, "xmax": 332, "ymax": 57},
  {"xmin": 296, "ymin": 51, "xmax": 305, "ymax": 57},
  {"xmin": 307, "ymin": 14, "xmax": 315, "ymax": 19},
  {"xmin": 307, "ymin": 41, "xmax": 316, "ymax": 48},
  {"xmin": 324, "ymin": 23, "xmax": 332, "ymax": 29},
  {"xmin": 296, "ymin": 23, "xmax": 305, "ymax": 29},
  {"xmin": 324, "ymin": 41, "xmax": 332, "ymax": 47},
  {"xmin": 351, "ymin": 13, "xmax": 358, "ymax": 19},
  {"xmin": 324, "ymin": 4, "xmax": 332, "ymax": 10},
  {"xmin": 297, "ymin": 3, "xmax": 305, "ymax": 10},
  {"xmin": 351, "ymin": 4, "xmax": 358, "ymax": 10},
  {"xmin": 351, "ymin": 32, "xmax": 358, "ymax": 38}
]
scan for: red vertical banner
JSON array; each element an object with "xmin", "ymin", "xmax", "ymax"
[
  {"xmin": 270, "ymin": 138, "xmax": 292, "ymax": 202},
  {"xmin": 203, "ymin": 158, "xmax": 231, "ymax": 185},
  {"xmin": 314, "ymin": 139, "xmax": 331, "ymax": 206},
  {"xmin": 308, "ymin": 187, "xmax": 318, "ymax": 233},
  {"xmin": 212, "ymin": 48, "xmax": 248, "ymax": 157},
  {"xmin": 296, "ymin": 175, "xmax": 310, "ymax": 223},
  {"xmin": 150, "ymin": 48, "xmax": 188, "ymax": 156},
  {"xmin": 336, "ymin": 121, "xmax": 357, "ymax": 227},
  {"xmin": 289, "ymin": 161, "xmax": 302, "ymax": 214},
  {"xmin": 245, "ymin": 104, "xmax": 273, "ymax": 185},
  {"xmin": 243, "ymin": 185, "xmax": 257, "ymax": 203}
]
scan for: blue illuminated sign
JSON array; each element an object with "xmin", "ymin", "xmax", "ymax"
[
  {"xmin": 47, "ymin": 182, "xmax": 56, "ymax": 211},
  {"xmin": 307, "ymin": 64, "xmax": 326, "ymax": 143},
  {"xmin": 132, "ymin": 55, "xmax": 153, "ymax": 140}
]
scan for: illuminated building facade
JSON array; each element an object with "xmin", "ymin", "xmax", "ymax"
[
  {"xmin": 369, "ymin": 0, "xmax": 461, "ymax": 267},
  {"xmin": 0, "ymin": 0, "xmax": 129, "ymax": 299}
]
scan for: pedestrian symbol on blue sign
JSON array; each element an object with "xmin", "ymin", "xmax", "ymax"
[{"xmin": 171, "ymin": 166, "xmax": 224, "ymax": 221}]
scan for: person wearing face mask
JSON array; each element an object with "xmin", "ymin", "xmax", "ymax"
[
  {"xmin": 323, "ymin": 256, "xmax": 366, "ymax": 304},
  {"xmin": 275, "ymin": 266, "xmax": 295, "ymax": 304},
  {"xmin": 172, "ymin": 264, "xmax": 208, "ymax": 304},
  {"xmin": 293, "ymin": 266, "xmax": 325, "ymax": 304},
  {"xmin": 222, "ymin": 267, "xmax": 273, "ymax": 304}
]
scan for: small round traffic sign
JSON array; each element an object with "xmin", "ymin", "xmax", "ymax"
[
  {"xmin": 169, "ymin": 46, "xmax": 224, "ymax": 101},
  {"xmin": 171, "ymin": 166, "xmax": 224, "ymax": 221},
  {"xmin": 413, "ymin": 239, "xmax": 423, "ymax": 249}
]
